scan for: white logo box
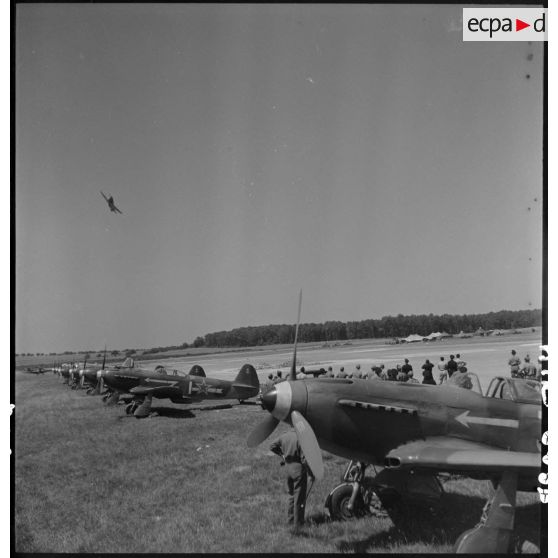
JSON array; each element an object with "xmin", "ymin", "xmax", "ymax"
[{"xmin": 463, "ymin": 8, "xmax": 548, "ymax": 41}]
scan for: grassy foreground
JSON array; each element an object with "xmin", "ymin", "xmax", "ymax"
[{"xmin": 14, "ymin": 372, "xmax": 541, "ymax": 553}]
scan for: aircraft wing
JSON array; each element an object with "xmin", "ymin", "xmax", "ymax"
[
  {"xmin": 384, "ymin": 437, "xmax": 540, "ymax": 476},
  {"xmin": 130, "ymin": 385, "xmax": 180, "ymax": 396},
  {"xmin": 100, "ymin": 191, "xmax": 109, "ymax": 202}
]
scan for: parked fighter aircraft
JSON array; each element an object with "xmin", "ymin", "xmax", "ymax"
[
  {"xmin": 100, "ymin": 191, "xmax": 123, "ymax": 214},
  {"xmin": 247, "ymin": 296, "xmax": 541, "ymax": 553},
  {"xmin": 100, "ymin": 358, "xmax": 260, "ymax": 417}
]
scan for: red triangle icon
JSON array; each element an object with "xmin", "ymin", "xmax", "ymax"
[{"xmin": 516, "ymin": 19, "xmax": 530, "ymax": 32}]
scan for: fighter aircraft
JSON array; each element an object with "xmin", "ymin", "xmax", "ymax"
[
  {"xmin": 247, "ymin": 295, "xmax": 541, "ymax": 553},
  {"xmin": 100, "ymin": 191, "xmax": 123, "ymax": 214},
  {"xmin": 100, "ymin": 358, "xmax": 260, "ymax": 417}
]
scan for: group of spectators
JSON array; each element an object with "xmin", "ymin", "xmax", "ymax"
[
  {"xmin": 265, "ymin": 354, "xmax": 468, "ymax": 386},
  {"xmin": 508, "ymin": 349, "xmax": 541, "ymax": 380},
  {"xmin": 264, "ymin": 349, "xmax": 541, "ymax": 389}
]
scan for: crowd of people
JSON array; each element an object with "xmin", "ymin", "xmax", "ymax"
[
  {"xmin": 508, "ymin": 349, "xmax": 541, "ymax": 380},
  {"xmin": 264, "ymin": 349, "xmax": 541, "ymax": 390}
]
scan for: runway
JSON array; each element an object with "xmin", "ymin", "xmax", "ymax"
[{"xmin": 146, "ymin": 331, "xmax": 542, "ymax": 391}]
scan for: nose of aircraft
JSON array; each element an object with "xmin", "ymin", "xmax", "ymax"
[
  {"xmin": 261, "ymin": 380, "xmax": 307, "ymax": 422},
  {"xmin": 261, "ymin": 387, "xmax": 277, "ymax": 412}
]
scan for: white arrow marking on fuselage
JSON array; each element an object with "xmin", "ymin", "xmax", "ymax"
[
  {"xmin": 455, "ymin": 411, "xmax": 519, "ymax": 429},
  {"xmin": 144, "ymin": 378, "xmax": 178, "ymax": 387}
]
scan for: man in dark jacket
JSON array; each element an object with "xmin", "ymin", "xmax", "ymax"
[
  {"xmin": 446, "ymin": 355, "xmax": 458, "ymax": 378},
  {"xmin": 421, "ymin": 359, "xmax": 436, "ymax": 385}
]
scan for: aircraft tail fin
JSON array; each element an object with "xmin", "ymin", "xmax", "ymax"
[
  {"xmin": 189, "ymin": 365, "xmax": 206, "ymax": 377},
  {"xmin": 232, "ymin": 364, "xmax": 260, "ymax": 400}
]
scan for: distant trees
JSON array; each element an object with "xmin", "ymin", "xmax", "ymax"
[
  {"xmin": 196, "ymin": 308, "xmax": 542, "ymax": 349},
  {"xmin": 111, "ymin": 350, "xmax": 120, "ymax": 356}
]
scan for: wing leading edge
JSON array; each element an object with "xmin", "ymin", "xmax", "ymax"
[{"xmin": 384, "ymin": 437, "xmax": 540, "ymax": 476}]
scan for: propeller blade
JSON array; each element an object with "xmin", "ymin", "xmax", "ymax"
[
  {"xmin": 96, "ymin": 376, "xmax": 104, "ymax": 395},
  {"xmin": 247, "ymin": 414, "xmax": 280, "ymax": 448},
  {"xmin": 102, "ymin": 346, "xmax": 107, "ymax": 370},
  {"xmin": 291, "ymin": 410, "xmax": 324, "ymax": 481},
  {"xmin": 290, "ymin": 289, "xmax": 302, "ymax": 381}
]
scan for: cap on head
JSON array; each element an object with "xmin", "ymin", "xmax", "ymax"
[
  {"xmin": 525, "ymin": 355, "xmax": 530, "ymax": 362},
  {"xmin": 340, "ymin": 366, "xmax": 344, "ymax": 372},
  {"xmin": 404, "ymin": 359, "xmax": 409, "ymax": 363},
  {"xmin": 512, "ymin": 350, "xmax": 516, "ymax": 355}
]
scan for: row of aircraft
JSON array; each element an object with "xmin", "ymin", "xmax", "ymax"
[{"xmin": 47, "ymin": 291, "xmax": 543, "ymax": 554}]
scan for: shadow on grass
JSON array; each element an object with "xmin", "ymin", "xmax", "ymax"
[
  {"xmin": 331, "ymin": 492, "xmax": 487, "ymax": 553},
  {"xmin": 149, "ymin": 407, "xmax": 197, "ymax": 418},
  {"xmin": 329, "ymin": 492, "xmax": 541, "ymax": 553}
]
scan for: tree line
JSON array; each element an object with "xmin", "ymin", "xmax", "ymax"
[{"xmin": 196, "ymin": 308, "xmax": 542, "ymax": 348}]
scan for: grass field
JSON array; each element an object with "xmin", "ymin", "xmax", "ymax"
[{"xmin": 14, "ymin": 364, "xmax": 542, "ymax": 553}]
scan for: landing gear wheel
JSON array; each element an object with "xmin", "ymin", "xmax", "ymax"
[
  {"xmin": 125, "ymin": 402, "xmax": 138, "ymax": 415},
  {"xmin": 327, "ymin": 484, "xmax": 365, "ymax": 521}
]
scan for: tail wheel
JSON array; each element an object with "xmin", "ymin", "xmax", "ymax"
[{"xmin": 327, "ymin": 484, "xmax": 365, "ymax": 521}]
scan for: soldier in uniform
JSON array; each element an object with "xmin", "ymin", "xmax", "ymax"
[
  {"xmin": 519, "ymin": 355, "xmax": 539, "ymax": 380},
  {"xmin": 509, "ymin": 350, "xmax": 521, "ymax": 378},
  {"xmin": 270, "ymin": 428, "xmax": 314, "ymax": 533}
]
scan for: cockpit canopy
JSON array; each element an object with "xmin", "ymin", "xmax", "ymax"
[
  {"xmin": 446, "ymin": 371, "xmax": 483, "ymax": 394},
  {"xmin": 485, "ymin": 376, "xmax": 540, "ymax": 403}
]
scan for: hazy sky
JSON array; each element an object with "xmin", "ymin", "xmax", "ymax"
[{"xmin": 15, "ymin": 4, "xmax": 544, "ymax": 354}]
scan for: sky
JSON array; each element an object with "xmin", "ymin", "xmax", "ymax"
[{"xmin": 15, "ymin": 4, "xmax": 544, "ymax": 354}]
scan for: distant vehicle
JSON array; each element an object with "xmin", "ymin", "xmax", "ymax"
[
  {"xmin": 100, "ymin": 191, "xmax": 123, "ymax": 214},
  {"xmin": 100, "ymin": 358, "xmax": 260, "ymax": 417}
]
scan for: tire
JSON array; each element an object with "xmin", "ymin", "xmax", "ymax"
[
  {"xmin": 327, "ymin": 484, "xmax": 365, "ymax": 521},
  {"xmin": 125, "ymin": 403, "xmax": 134, "ymax": 415}
]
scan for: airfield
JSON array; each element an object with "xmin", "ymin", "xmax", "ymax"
[
  {"xmin": 131, "ymin": 331, "xmax": 542, "ymax": 391},
  {"xmin": 14, "ymin": 332, "xmax": 543, "ymax": 553}
]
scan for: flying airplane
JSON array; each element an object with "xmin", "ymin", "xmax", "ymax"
[
  {"xmin": 99, "ymin": 358, "xmax": 260, "ymax": 417},
  {"xmin": 247, "ymin": 294, "xmax": 542, "ymax": 553},
  {"xmin": 100, "ymin": 191, "xmax": 123, "ymax": 214}
]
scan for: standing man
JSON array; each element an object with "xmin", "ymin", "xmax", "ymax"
[
  {"xmin": 337, "ymin": 366, "xmax": 347, "ymax": 379},
  {"xmin": 446, "ymin": 355, "xmax": 458, "ymax": 378},
  {"xmin": 401, "ymin": 358, "xmax": 413, "ymax": 378},
  {"xmin": 438, "ymin": 356, "xmax": 448, "ymax": 384},
  {"xmin": 270, "ymin": 428, "xmax": 313, "ymax": 533},
  {"xmin": 509, "ymin": 350, "xmax": 521, "ymax": 378},
  {"xmin": 421, "ymin": 359, "xmax": 436, "ymax": 385}
]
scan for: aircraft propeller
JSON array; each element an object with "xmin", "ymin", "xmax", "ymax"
[
  {"xmin": 80, "ymin": 355, "xmax": 88, "ymax": 388},
  {"xmin": 247, "ymin": 290, "xmax": 324, "ymax": 480},
  {"xmin": 290, "ymin": 289, "xmax": 302, "ymax": 382},
  {"xmin": 95, "ymin": 346, "xmax": 107, "ymax": 395}
]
